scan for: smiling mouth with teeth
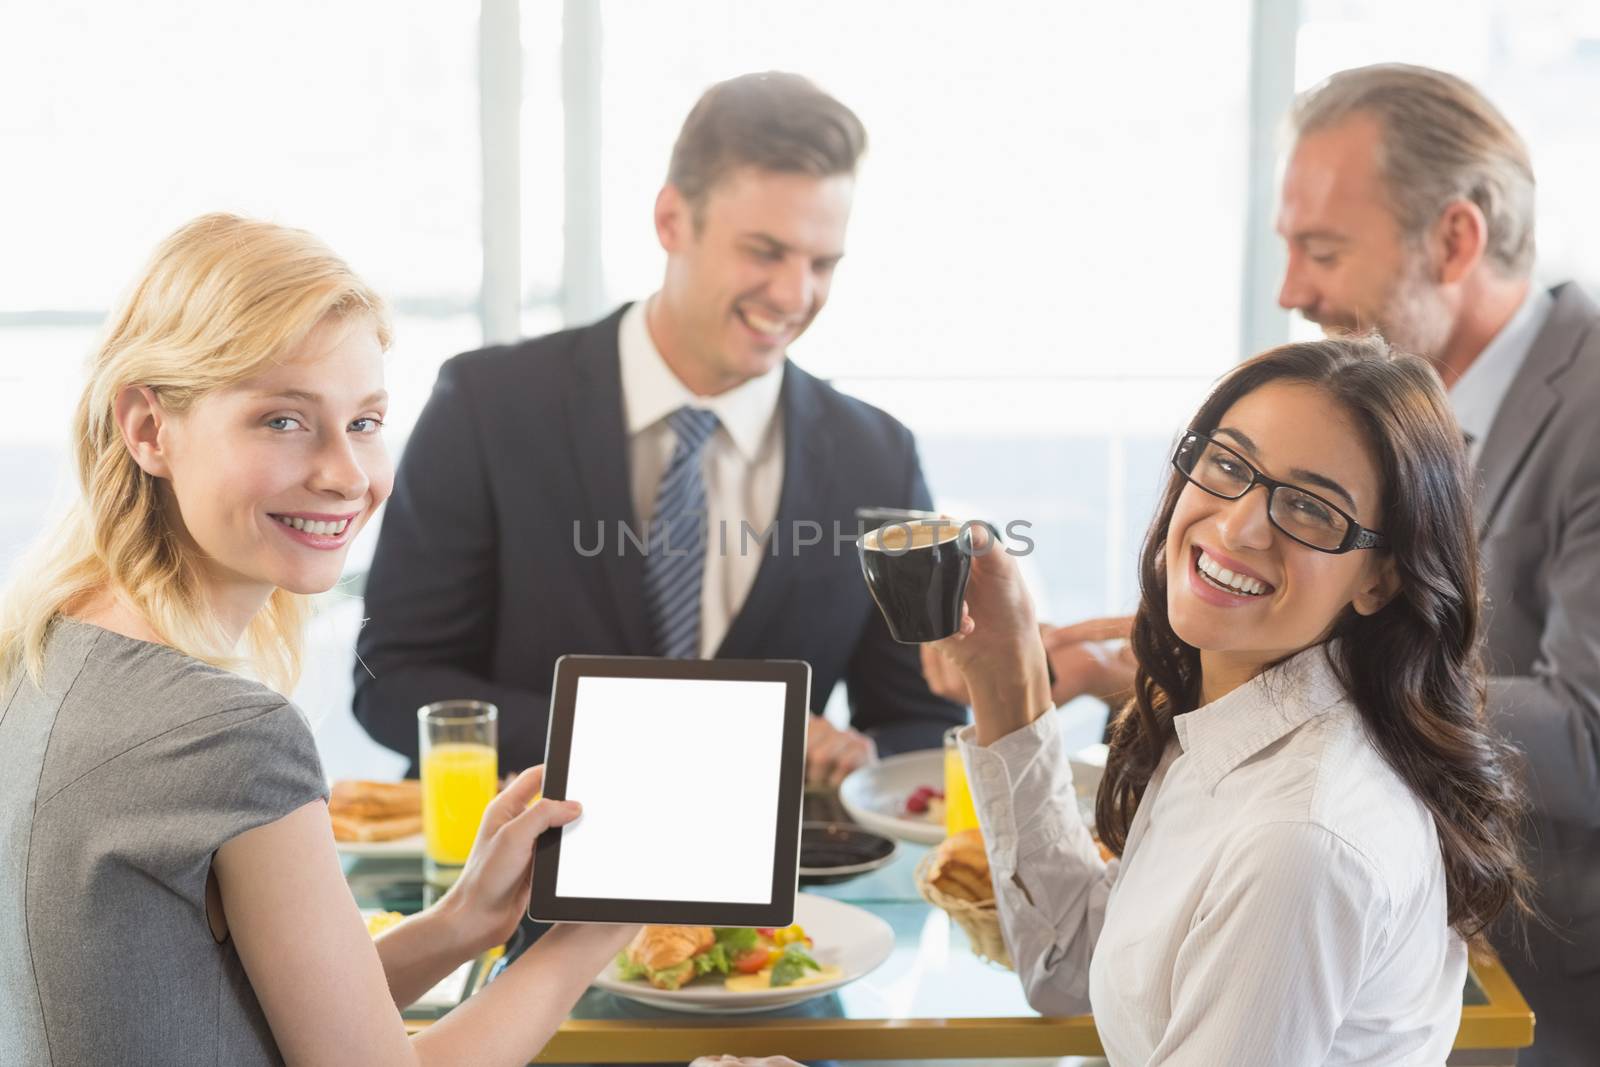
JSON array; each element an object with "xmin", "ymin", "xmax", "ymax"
[
  {"xmin": 1194, "ymin": 547, "xmax": 1271, "ymax": 597},
  {"xmin": 271, "ymin": 515, "xmax": 353, "ymax": 537},
  {"xmin": 737, "ymin": 306, "xmax": 794, "ymax": 339}
]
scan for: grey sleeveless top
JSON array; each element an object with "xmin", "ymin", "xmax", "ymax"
[{"xmin": 0, "ymin": 618, "xmax": 328, "ymax": 1066}]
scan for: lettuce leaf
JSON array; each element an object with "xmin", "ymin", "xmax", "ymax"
[
  {"xmin": 615, "ymin": 951, "xmax": 649, "ymax": 981},
  {"xmin": 768, "ymin": 944, "xmax": 821, "ymax": 987},
  {"xmin": 693, "ymin": 943, "xmax": 731, "ymax": 975},
  {"xmin": 713, "ymin": 927, "xmax": 760, "ymax": 953}
]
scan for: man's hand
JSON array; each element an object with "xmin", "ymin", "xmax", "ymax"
[
  {"xmin": 1041, "ymin": 615, "xmax": 1136, "ymax": 705},
  {"xmin": 922, "ymin": 615, "xmax": 1136, "ymax": 708},
  {"xmin": 806, "ymin": 713, "xmax": 877, "ymax": 788}
]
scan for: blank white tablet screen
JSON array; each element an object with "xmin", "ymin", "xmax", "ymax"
[{"xmin": 554, "ymin": 675, "xmax": 788, "ymax": 903}]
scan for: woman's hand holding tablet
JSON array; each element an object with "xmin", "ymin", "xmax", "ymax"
[{"xmin": 439, "ymin": 765, "xmax": 582, "ymax": 953}]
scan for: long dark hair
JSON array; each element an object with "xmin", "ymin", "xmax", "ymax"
[{"xmin": 1095, "ymin": 336, "xmax": 1530, "ymax": 939}]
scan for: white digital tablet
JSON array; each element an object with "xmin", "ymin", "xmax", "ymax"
[{"xmin": 529, "ymin": 655, "xmax": 812, "ymax": 926}]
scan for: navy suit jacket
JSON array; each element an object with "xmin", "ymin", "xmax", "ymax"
[{"xmin": 354, "ymin": 306, "xmax": 965, "ymax": 773}]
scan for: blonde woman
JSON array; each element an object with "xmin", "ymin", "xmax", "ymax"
[{"xmin": 0, "ymin": 214, "xmax": 637, "ymax": 1065}]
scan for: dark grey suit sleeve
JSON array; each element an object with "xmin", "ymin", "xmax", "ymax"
[
  {"xmin": 354, "ymin": 358, "xmax": 549, "ymax": 772},
  {"xmin": 1487, "ymin": 468, "xmax": 1600, "ymax": 830},
  {"xmin": 843, "ymin": 434, "xmax": 968, "ymax": 755}
]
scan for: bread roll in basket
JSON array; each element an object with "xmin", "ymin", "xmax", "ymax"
[{"xmin": 914, "ymin": 829, "xmax": 1013, "ymax": 970}]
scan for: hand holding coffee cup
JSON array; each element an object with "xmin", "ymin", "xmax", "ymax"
[
  {"xmin": 918, "ymin": 523, "xmax": 1053, "ymax": 745},
  {"xmin": 918, "ymin": 522, "xmax": 1039, "ymax": 658}
]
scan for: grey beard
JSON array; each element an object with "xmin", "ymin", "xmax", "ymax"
[{"xmin": 1374, "ymin": 259, "xmax": 1454, "ymax": 361}]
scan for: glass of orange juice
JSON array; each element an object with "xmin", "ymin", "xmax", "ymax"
[
  {"xmin": 417, "ymin": 700, "xmax": 499, "ymax": 885},
  {"xmin": 943, "ymin": 725, "xmax": 980, "ymax": 836}
]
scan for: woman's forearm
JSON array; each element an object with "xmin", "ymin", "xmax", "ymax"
[
  {"xmin": 374, "ymin": 901, "xmax": 476, "ymax": 1009},
  {"xmin": 412, "ymin": 922, "xmax": 637, "ymax": 1066},
  {"xmin": 968, "ymin": 640, "xmax": 1055, "ymax": 747}
]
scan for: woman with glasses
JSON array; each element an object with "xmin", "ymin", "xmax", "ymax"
[{"xmin": 926, "ymin": 337, "xmax": 1530, "ymax": 1064}]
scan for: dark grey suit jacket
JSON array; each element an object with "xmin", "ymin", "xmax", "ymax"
[
  {"xmin": 353, "ymin": 305, "xmax": 965, "ymax": 774},
  {"xmin": 1478, "ymin": 282, "xmax": 1600, "ymax": 1061}
]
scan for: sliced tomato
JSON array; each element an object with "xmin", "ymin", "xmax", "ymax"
[
  {"xmin": 733, "ymin": 947, "xmax": 769, "ymax": 975},
  {"xmin": 756, "ymin": 927, "xmax": 777, "ymax": 939}
]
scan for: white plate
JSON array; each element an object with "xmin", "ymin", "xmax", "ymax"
[
  {"xmin": 592, "ymin": 894, "xmax": 894, "ymax": 1014},
  {"xmin": 336, "ymin": 833, "xmax": 425, "ymax": 859},
  {"xmin": 837, "ymin": 743, "xmax": 1108, "ymax": 845},
  {"xmin": 837, "ymin": 749, "xmax": 947, "ymax": 845}
]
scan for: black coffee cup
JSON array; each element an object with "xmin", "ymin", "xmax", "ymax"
[{"xmin": 858, "ymin": 519, "xmax": 976, "ymax": 643}]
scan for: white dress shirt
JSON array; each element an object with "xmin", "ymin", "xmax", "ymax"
[
  {"xmin": 960, "ymin": 644, "xmax": 1466, "ymax": 1066},
  {"xmin": 1450, "ymin": 285, "xmax": 1552, "ymax": 466},
  {"xmin": 618, "ymin": 297, "xmax": 785, "ymax": 657}
]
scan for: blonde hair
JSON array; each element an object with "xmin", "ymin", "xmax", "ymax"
[
  {"xmin": 0, "ymin": 213, "xmax": 391, "ymax": 695},
  {"xmin": 1291, "ymin": 63, "xmax": 1536, "ymax": 278}
]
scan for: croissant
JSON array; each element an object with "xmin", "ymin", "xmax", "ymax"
[{"xmin": 626, "ymin": 925, "xmax": 715, "ymax": 972}]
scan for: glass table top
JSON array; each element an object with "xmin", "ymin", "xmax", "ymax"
[{"xmin": 344, "ymin": 837, "xmax": 1488, "ymax": 1029}]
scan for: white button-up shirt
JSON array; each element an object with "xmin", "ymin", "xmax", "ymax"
[
  {"xmin": 1449, "ymin": 284, "xmax": 1552, "ymax": 466},
  {"xmin": 960, "ymin": 644, "xmax": 1465, "ymax": 1066},
  {"xmin": 618, "ymin": 297, "xmax": 786, "ymax": 657}
]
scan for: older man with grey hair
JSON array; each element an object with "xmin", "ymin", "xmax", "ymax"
[{"xmin": 1274, "ymin": 62, "xmax": 1600, "ymax": 1064}]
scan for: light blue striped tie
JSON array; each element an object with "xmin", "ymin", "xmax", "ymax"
[{"xmin": 644, "ymin": 406, "xmax": 720, "ymax": 658}]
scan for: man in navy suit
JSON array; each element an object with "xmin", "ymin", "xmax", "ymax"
[{"xmin": 354, "ymin": 72, "xmax": 963, "ymax": 783}]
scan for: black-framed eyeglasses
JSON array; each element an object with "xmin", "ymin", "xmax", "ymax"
[{"xmin": 1172, "ymin": 430, "xmax": 1387, "ymax": 554}]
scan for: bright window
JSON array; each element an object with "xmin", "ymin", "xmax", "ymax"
[
  {"xmin": 7, "ymin": 3, "xmax": 1597, "ymax": 773},
  {"xmin": 1287, "ymin": 0, "xmax": 1600, "ymax": 342},
  {"xmin": 0, "ymin": 2, "xmax": 487, "ymax": 568}
]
